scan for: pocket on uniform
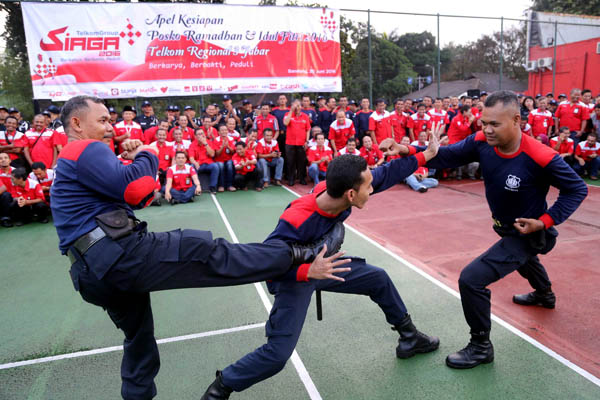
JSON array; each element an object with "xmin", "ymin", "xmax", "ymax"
[
  {"xmin": 178, "ymin": 229, "xmax": 215, "ymax": 264},
  {"xmin": 83, "ymin": 238, "xmax": 125, "ymax": 280}
]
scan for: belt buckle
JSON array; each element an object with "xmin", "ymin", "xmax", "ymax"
[{"xmin": 493, "ymin": 218, "xmax": 503, "ymax": 227}]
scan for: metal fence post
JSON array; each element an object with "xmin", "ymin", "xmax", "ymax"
[
  {"xmin": 552, "ymin": 20, "xmax": 557, "ymax": 95},
  {"xmin": 499, "ymin": 16, "xmax": 503, "ymax": 90},
  {"xmin": 367, "ymin": 9, "xmax": 372, "ymax": 105},
  {"xmin": 436, "ymin": 13, "xmax": 440, "ymax": 97}
]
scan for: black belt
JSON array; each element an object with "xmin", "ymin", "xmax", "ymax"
[{"xmin": 67, "ymin": 227, "xmax": 106, "ymax": 265}]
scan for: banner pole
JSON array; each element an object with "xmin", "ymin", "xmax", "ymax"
[
  {"xmin": 436, "ymin": 13, "xmax": 440, "ymax": 97},
  {"xmin": 552, "ymin": 21, "xmax": 557, "ymax": 95},
  {"xmin": 367, "ymin": 9, "xmax": 372, "ymax": 105},
  {"xmin": 499, "ymin": 16, "xmax": 504, "ymax": 90}
]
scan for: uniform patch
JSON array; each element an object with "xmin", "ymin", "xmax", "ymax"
[{"xmin": 505, "ymin": 174, "xmax": 521, "ymax": 191}]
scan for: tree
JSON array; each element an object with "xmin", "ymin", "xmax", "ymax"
[{"xmin": 531, "ymin": 0, "xmax": 600, "ymax": 16}]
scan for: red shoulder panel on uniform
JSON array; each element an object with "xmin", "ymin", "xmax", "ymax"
[
  {"xmin": 521, "ymin": 134, "xmax": 557, "ymax": 168},
  {"xmin": 58, "ymin": 139, "xmax": 97, "ymax": 161},
  {"xmin": 124, "ymin": 176, "xmax": 156, "ymax": 206},
  {"xmin": 474, "ymin": 131, "xmax": 486, "ymax": 142},
  {"xmin": 280, "ymin": 197, "xmax": 316, "ymax": 229},
  {"xmin": 407, "ymin": 145, "xmax": 417, "ymax": 156},
  {"xmin": 314, "ymin": 181, "xmax": 327, "ymax": 195}
]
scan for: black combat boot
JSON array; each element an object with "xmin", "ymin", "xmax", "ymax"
[
  {"xmin": 446, "ymin": 332, "xmax": 494, "ymax": 369},
  {"xmin": 201, "ymin": 371, "xmax": 232, "ymax": 400},
  {"xmin": 290, "ymin": 222, "xmax": 345, "ymax": 265},
  {"xmin": 513, "ymin": 288, "xmax": 556, "ymax": 309},
  {"xmin": 394, "ymin": 314, "xmax": 440, "ymax": 358}
]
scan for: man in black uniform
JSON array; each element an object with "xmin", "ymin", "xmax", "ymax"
[
  {"xmin": 138, "ymin": 100, "xmax": 159, "ymax": 132},
  {"xmin": 51, "ymin": 95, "xmax": 348, "ymax": 399}
]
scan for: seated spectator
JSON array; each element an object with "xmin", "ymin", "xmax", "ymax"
[
  {"xmin": 152, "ymin": 128, "xmax": 175, "ymax": 186},
  {"xmin": 0, "ymin": 115, "xmax": 24, "ymax": 168},
  {"xmin": 226, "ymin": 117, "xmax": 241, "ymax": 142},
  {"xmin": 256, "ymin": 128, "xmax": 284, "ymax": 187},
  {"xmin": 28, "ymin": 161, "xmax": 54, "ymax": 204},
  {"xmin": 241, "ymin": 128, "xmax": 258, "ymax": 155},
  {"xmin": 519, "ymin": 113, "xmax": 536, "ymax": 141},
  {"xmin": 550, "ymin": 127, "xmax": 575, "ymax": 165},
  {"xmin": 574, "ymin": 132, "xmax": 600, "ymax": 180},
  {"xmin": 8, "ymin": 167, "xmax": 49, "ymax": 225},
  {"xmin": 144, "ymin": 120, "xmax": 170, "ymax": 145},
  {"xmin": 329, "ymin": 110, "xmax": 355, "ymax": 156},
  {"xmin": 168, "ymin": 115, "xmax": 194, "ymax": 141},
  {"xmin": 306, "ymin": 125, "xmax": 330, "ymax": 150},
  {"xmin": 590, "ymin": 104, "xmax": 600, "ymax": 135},
  {"xmin": 188, "ymin": 129, "xmax": 219, "ymax": 194},
  {"xmin": 164, "ymin": 152, "xmax": 202, "ymax": 204},
  {"xmin": 307, "ymin": 132, "xmax": 333, "ymax": 186},
  {"xmin": 338, "ymin": 137, "xmax": 360, "ymax": 155},
  {"xmin": 150, "ymin": 175, "xmax": 163, "ymax": 207},
  {"xmin": 411, "ymin": 131, "xmax": 429, "ymax": 147},
  {"xmin": 170, "ymin": 128, "xmax": 192, "ymax": 154},
  {"xmin": 359, "ymin": 136, "xmax": 384, "ymax": 169},
  {"xmin": 405, "ymin": 166, "xmax": 438, "ymax": 193},
  {"xmin": 232, "ymin": 141, "xmax": 262, "ymax": 191},
  {"xmin": 198, "ymin": 116, "xmax": 218, "ymax": 140},
  {"xmin": 211, "ymin": 124, "xmax": 236, "ymax": 192},
  {"xmin": 0, "ymin": 152, "xmax": 15, "ymax": 227}
]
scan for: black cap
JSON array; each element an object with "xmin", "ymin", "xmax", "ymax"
[
  {"xmin": 517, "ymin": 93, "xmax": 524, "ymax": 98},
  {"xmin": 472, "ymin": 96, "xmax": 479, "ymax": 100},
  {"xmin": 46, "ymin": 105, "xmax": 60, "ymax": 114},
  {"xmin": 316, "ymin": 95, "xmax": 325, "ymax": 101},
  {"xmin": 558, "ymin": 93, "xmax": 567, "ymax": 98},
  {"xmin": 41, "ymin": 110, "xmax": 51, "ymax": 117},
  {"xmin": 520, "ymin": 110, "xmax": 530, "ymax": 119},
  {"xmin": 184, "ymin": 105, "xmax": 193, "ymax": 111},
  {"xmin": 417, "ymin": 98, "xmax": 423, "ymax": 102},
  {"xmin": 0, "ymin": 105, "xmax": 8, "ymax": 111},
  {"xmin": 546, "ymin": 92, "xmax": 553, "ymax": 97},
  {"xmin": 268, "ymin": 101, "xmax": 275, "ymax": 107},
  {"xmin": 242, "ymin": 99, "xmax": 251, "ymax": 105},
  {"xmin": 223, "ymin": 95, "xmax": 231, "ymax": 101},
  {"xmin": 549, "ymin": 99, "xmax": 557, "ymax": 105},
  {"xmin": 172, "ymin": 105, "xmax": 180, "ymax": 111},
  {"xmin": 108, "ymin": 106, "xmax": 117, "ymax": 113},
  {"xmin": 480, "ymin": 91, "xmax": 487, "ymax": 96},
  {"xmin": 141, "ymin": 100, "xmax": 152, "ymax": 107},
  {"xmin": 349, "ymin": 99, "xmax": 357, "ymax": 105},
  {"xmin": 310, "ymin": 101, "xmax": 316, "ymax": 106},
  {"xmin": 8, "ymin": 107, "xmax": 19, "ymax": 113},
  {"xmin": 535, "ymin": 93, "xmax": 542, "ymax": 98},
  {"xmin": 122, "ymin": 105, "xmax": 137, "ymax": 114}
]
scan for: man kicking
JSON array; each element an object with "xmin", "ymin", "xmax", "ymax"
[{"xmin": 201, "ymin": 128, "xmax": 442, "ymax": 399}]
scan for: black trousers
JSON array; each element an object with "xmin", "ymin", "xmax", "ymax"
[
  {"xmin": 458, "ymin": 228, "xmax": 557, "ymax": 333},
  {"xmin": 233, "ymin": 170, "xmax": 262, "ymax": 189},
  {"xmin": 9, "ymin": 201, "xmax": 49, "ymax": 222},
  {"xmin": 68, "ymin": 227, "xmax": 293, "ymax": 400},
  {"xmin": 285, "ymin": 144, "xmax": 306, "ymax": 182},
  {"xmin": 0, "ymin": 192, "xmax": 12, "ymax": 218}
]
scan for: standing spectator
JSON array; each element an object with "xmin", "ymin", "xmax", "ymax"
[
  {"xmin": 581, "ymin": 89, "xmax": 594, "ymax": 111},
  {"xmin": 256, "ymin": 128, "xmax": 284, "ymax": 187},
  {"xmin": 47, "ymin": 105, "xmax": 62, "ymax": 130},
  {"xmin": 555, "ymin": 88, "xmax": 590, "ymax": 146},
  {"xmin": 408, "ymin": 104, "xmax": 432, "ymax": 142},
  {"xmin": 254, "ymin": 103, "xmax": 279, "ymax": 140},
  {"xmin": 0, "ymin": 152, "xmax": 15, "ymax": 227},
  {"xmin": 428, "ymin": 98, "xmax": 450, "ymax": 132},
  {"xmin": 390, "ymin": 99, "xmax": 408, "ymax": 143},
  {"xmin": 589, "ymin": 104, "xmax": 600, "ymax": 135},
  {"xmin": 138, "ymin": 101, "xmax": 159, "ymax": 132},
  {"xmin": 188, "ymin": 129, "xmax": 219, "ymax": 194},
  {"xmin": 368, "ymin": 98, "xmax": 393, "ymax": 146},
  {"xmin": 329, "ymin": 110, "xmax": 355, "ymax": 156},
  {"xmin": 318, "ymin": 97, "xmax": 336, "ymax": 138},
  {"xmin": 283, "ymin": 99, "xmax": 311, "ymax": 186},
  {"xmin": 528, "ymin": 98, "xmax": 553, "ymax": 143},
  {"xmin": 108, "ymin": 106, "xmax": 119, "ymax": 125},
  {"xmin": 153, "ymin": 128, "xmax": 175, "ymax": 186},
  {"xmin": 405, "ymin": 165, "xmax": 438, "ymax": 193},
  {"xmin": 271, "ymin": 95, "xmax": 290, "ymax": 156},
  {"xmin": 334, "ymin": 95, "xmax": 354, "ymax": 120},
  {"xmin": 205, "ymin": 103, "xmax": 222, "ymax": 127},
  {"xmin": 360, "ymin": 136, "xmax": 384, "ymax": 169},
  {"xmin": 232, "ymin": 141, "xmax": 262, "ymax": 191},
  {"xmin": 241, "ymin": 129, "xmax": 259, "ymax": 154},
  {"xmin": 164, "ymin": 152, "xmax": 201, "ymax": 204},
  {"xmin": 0, "ymin": 116, "xmax": 24, "ymax": 167},
  {"xmin": 18, "ymin": 114, "xmax": 57, "ymax": 169},
  {"xmin": 307, "ymin": 132, "xmax": 333, "ymax": 186},
  {"xmin": 338, "ymin": 137, "xmax": 360, "ymax": 156},
  {"xmin": 354, "ymin": 97, "xmax": 373, "ymax": 148},
  {"xmin": 211, "ymin": 124, "xmax": 237, "ymax": 192},
  {"xmin": 8, "ymin": 108, "xmax": 30, "ymax": 133},
  {"xmin": 113, "ymin": 106, "xmax": 144, "ymax": 153},
  {"xmin": 550, "ymin": 127, "xmax": 575, "ymax": 166},
  {"xmin": 9, "ymin": 167, "xmax": 49, "ymax": 225},
  {"xmin": 423, "ymin": 96, "xmax": 433, "ymax": 110},
  {"xmin": 168, "ymin": 115, "xmax": 194, "ymax": 141},
  {"xmin": 144, "ymin": 120, "xmax": 169, "ymax": 145},
  {"xmin": 240, "ymin": 100, "xmax": 256, "ymax": 134},
  {"xmin": 574, "ymin": 132, "xmax": 600, "ymax": 180},
  {"xmin": 0, "ymin": 105, "xmax": 7, "ymax": 129},
  {"xmin": 347, "ymin": 99, "xmax": 358, "ymax": 120},
  {"xmin": 28, "ymin": 161, "xmax": 54, "ymax": 204},
  {"xmin": 184, "ymin": 105, "xmax": 200, "ymax": 130},
  {"xmin": 300, "ymin": 95, "xmax": 318, "ymax": 126},
  {"xmin": 220, "ymin": 95, "xmax": 241, "ymax": 126}
]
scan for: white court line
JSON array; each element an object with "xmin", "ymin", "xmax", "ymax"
[
  {"xmin": 0, "ymin": 322, "xmax": 265, "ymax": 371},
  {"xmin": 281, "ymin": 185, "xmax": 600, "ymax": 387},
  {"xmin": 210, "ymin": 194, "xmax": 323, "ymax": 400}
]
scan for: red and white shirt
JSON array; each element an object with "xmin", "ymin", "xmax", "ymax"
[
  {"xmin": 575, "ymin": 140, "xmax": 600, "ymax": 162},
  {"xmin": 0, "ymin": 130, "xmax": 23, "ymax": 161},
  {"xmin": 153, "ymin": 141, "xmax": 175, "ymax": 170},
  {"xmin": 522, "ymin": 123, "xmax": 533, "ymax": 137},
  {"xmin": 555, "ymin": 102, "xmax": 590, "ymax": 132},
  {"xmin": 188, "ymin": 141, "xmax": 214, "ymax": 165},
  {"xmin": 52, "ymin": 126, "xmax": 68, "ymax": 147},
  {"xmin": 338, "ymin": 146, "xmax": 360, "ymax": 156},
  {"xmin": 447, "ymin": 114, "xmax": 472, "ymax": 144},
  {"xmin": 10, "ymin": 178, "xmax": 45, "ymax": 201},
  {"xmin": 368, "ymin": 110, "xmax": 393, "ymax": 144},
  {"xmin": 285, "ymin": 112, "xmax": 311, "ymax": 146},
  {"xmin": 359, "ymin": 146, "xmax": 384, "ymax": 166},
  {"xmin": 169, "ymin": 139, "xmax": 192, "ymax": 154},
  {"xmin": 0, "ymin": 166, "xmax": 15, "ymax": 191},
  {"xmin": 197, "ymin": 126, "xmax": 218, "ymax": 141},
  {"xmin": 232, "ymin": 152, "xmax": 257, "ymax": 175},
  {"xmin": 329, "ymin": 119, "xmax": 355, "ymax": 150},
  {"xmin": 16, "ymin": 129, "xmax": 56, "ymax": 168},
  {"xmin": 549, "ymin": 137, "xmax": 574, "ymax": 155},
  {"xmin": 168, "ymin": 126, "xmax": 195, "ymax": 142},
  {"xmin": 167, "ymin": 164, "xmax": 197, "ymax": 191},
  {"xmin": 114, "ymin": 120, "xmax": 144, "ymax": 153},
  {"xmin": 408, "ymin": 113, "xmax": 432, "ymax": 138},
  {"xmin": 227, "ymin": 130, "xmax": 241, "ymax": 142},
  {"xmin": 389, "ymin": 111, "xmax": 408, "ymax": 142},
  {"xmin": 427, "ymin": 108, "xmax": 450, "ymax": 126},
  {"xmin": 253, "ymin": 114, "xmax": 279, "ymax": 140},
  {"xmin": 28, "ymin": 168, "xmax": 55, "ymax": 189},
  {"xmin": 255, "ymin": 138, "xmax": 280, "ymax": 162},
  {"xmin": 307, "ymin": 145, "xmax": 333, "ymax": 172},
  {"xmin": 528, "ymin": 109, "xmax": 554, "ymax": 136},
  {"xmin": 211, "ymin": 136, "xmax": 236, "ymax": 162}
]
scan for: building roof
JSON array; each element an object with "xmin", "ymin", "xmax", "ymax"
[{"xmin": 403, "ymin": 73, "xmax": 527, "ymax": 99}]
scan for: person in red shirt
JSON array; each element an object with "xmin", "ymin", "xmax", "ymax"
[
  {"xmin": 284, "ymin": 99, "xmax": 311, "ymax": 186},
  {"xmin": 256, "ymin": 128, "xmax": 284, "ymax": 187},
  {"xmin": 338, "ymin": 137, "xmax": 361, "ymax": 156},
  {"xmin": 211, "ymin": 124, "xmax": 237, "ymax": 192},
  {"xmin": 329, "ymin": 110, "xmax": 355, "ymax": 155},
  {"xmin": 226, "ymin": 117, "xmax": 241, "ymax": 142},
  {"xmin": 188, "ymin": 129, "xmax": 219, "ymax": 194},
  {"xmin": 113, "ymin": 106, "xmax": 144, "ymax": 153},
  {"xmin": 18, "ymin": 114, "xmax": 57, "ymax": 169},
  {"xmin": 427, "ymin": 98, "xmax": 450, "ymax": 131},
  {"xmin": 0, "ymin": 116, "xmax": 24, "ymax": 167},
  {"xmin": 29, "ymin": 161, "xmax": 54, "ymax": 204},
  {"xmin": 170, "ymin": 128, "xmax": 192, "ymax": 154},
  {"xmin": 254, "ymin": 104, "xmax": 280, "ymax": 140},
  {"xmin": 52, "ymin": 125, "xmax": 68, "ymax": 153},
  {"xmin": 198, "ymin": 116, "xmax": 218, "ymax": 140},
  {"xmin": 368, "ymin": 98, "xmax": 393, "ymax": 146},
  {"xmin": 360, "ymin": 136, "xmax": 384, "ymax": 169},
  {"xmin": 144, "ymin": 120, "xmax": 169, "ymax": 145},
  {"xmin": 389, "ymin": 99, "xmax": 408, "ymax": 143},
  {"xmin": 528, "ymin": 98, "xmax": 553, "ymax": 143},
  {"xmin": 232, "ymin": 141, "xmax": 262, "ymax": 191},
  {"xmin": 168, "ymin": 115, "xmax": 194, "ymax": 141},
  {"xmin": 164, "ymin": 152, "xmax": 202, "ymax": 204},
  {"xmin": 447, "ymin": 105, "xmax": 474, "ymax": 144},
  {"xmin": 408, "ymin": 104, "xmax": 433, "ymax": 142},
  {"xmin": 8, "ymin": 167, "xmax": 48, "ymax": 225},
  {"xmin": 574, "ymin": 132, "xmax": 600, "ymax": 180},
  {"xmin": 550, "ymin": 127, "xmax": 575, "ymax": 165},
  {"xmin": 307, "ymin": 132, "xmax": 333, "ymax": 185},
  {"xmin": 0, "ymin": 152, "xmax": 15, "ymax": 226},
  {"xmin": 152, "ymin": 128, "xmax": 175, "ymax": 187},
  {"xmin": 241, "ymin": 129, "xmax": 258, "ymax": 155},
  {"xmin": 555, "ymin": 88, "xmax": 591, "ymax": 146}
]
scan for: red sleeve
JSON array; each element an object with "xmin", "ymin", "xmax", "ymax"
[
  {"xmin": 582, "ymin": 106, "xmax": 591, "ymax": 121},
  {"xmin": 527, "ymin": 113, "xmax": 534, "ymax": 125},
  {"xmin": 575, "ymin": 145, "xmax": 582, "ymax": 156},
  {"xmin": 539, "ymin": 213, "xmax": 555, "ymax": 229},
  {"xmin": 555, "ymin": 105, "xmax": 562, "ymax": 119},
  {"xmin": 166, "ymin": 168, "xmax": 173, "ymax": 179},
  {"xmin": 368, "ymin": 117, "xmax": 375, "ymax": 131},
  {"xmin": 307, "ymin": 149, "xmax": 317, "ymax": 162},
  {"xmin": 190, "ymin": 166, "xmax": 197, "ymax": 176},
  {"xmin": 407, "ymin": 117, "xmax": 414, "ymax": 129},
  {"xmin": 350, "ymin": 123, "xmax": 356, "ymax": 135},
  {"xmin": 376, "ymin": 148, "xmax": 384, "ymax": 158},
  {"xmin": 296, "ymin": 263, "xmax": 311, "ymax": 282},
  {"xmin": 567, "ymin": 142, "xmax": 574, "ymax": 154},
  {"xmin": 255, "ymin": 143, "xmax": 264, "ymax": 154},
  {"xmin": 34, "ymin": 183, "xmax": 45, "ymax": 200},
  {"xmin": 232, "ymin": 154, "xmax": 241, "ymax": 166}
]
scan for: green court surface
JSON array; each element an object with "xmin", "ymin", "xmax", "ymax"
[{"xmin": 1, "ymin": 188, "xmax": 599, "ymax": 399}]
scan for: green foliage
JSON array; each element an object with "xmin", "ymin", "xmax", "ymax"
[
  {"xmin": 0, "ymin": 52, "xmax": 34, "ymax": 120},
  {"xmin": 531, "ymin": 0, "xmax": 600, "ymax": 15}
]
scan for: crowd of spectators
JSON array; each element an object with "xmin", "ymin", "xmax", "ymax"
[{"xmin": 0, "ymin": 88, "xmax": 599, "ymax": 227}]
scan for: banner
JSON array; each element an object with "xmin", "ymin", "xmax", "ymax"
[{"xmin": 21, "ymin": 3, "xmax": 341, "ymax": 101}]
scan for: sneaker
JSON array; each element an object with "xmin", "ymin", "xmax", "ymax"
[
  {"xmin": 1, "ymin": 218, "xmax": 13, "ymax": 228},
  {"xmin": 418, "ymin": 186, "xmax": 428, "ymax": 193},
  {"xmin": 227, "ymin": 186, "xmax": 237, "ymax": 192},
  {"xmin": 274, "ymin": 180, "xmax": 282, "ymax": 186},
  {"xmin": 209, "ymin": 187, "xmax": 217, "ymax": 195}
]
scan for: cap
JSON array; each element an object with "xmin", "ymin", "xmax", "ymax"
[
  {"xmin": 122, "ymin": 105, "xmax": 137, "ymax": 114},
  {"xmin": 349, "ymin": 99, "xmax": 357, "ymax": 105},
  {"xmin": 310, "ymin": 101, "xmax": 316, "ymax": 106},
  {"xmin": 223, "ymin": 95, "xmax": 231, "ymax": 101},
  {"xmin": 549, "ymin": 99, "xmax": 557, "ymax": 105},
  {"xmin": 535, "ymin": 93, "xmax": 542, "ymax": 98},
  {"xmin": 184, "ymin": 105, "xmax": 193, "ymax": 111},
  {"xmin": 517, "ymin": 93, "xmax": 524, "ymax": 98},
  {"xmin": 242, "ymin": 99, "xmax": 251, "ymax": 105},
  {"xmin": 472, "ymin": 95, "xmax": 479, "ymax": 100},
  {"xmin": 268, "ymin": 101, "xmax": 275, "ymax": 107},
  {"xmin": 316, "ymin": 95, "xmax": 325, "ymax": 101},
  {"xmin": 46, "ymin": 105, "xmax": 60, "ymax": 114},
  {"xmin": 558, "ymin": 93, "xmax": 567, "ymax": 98},
  {"xmin": 41, "ymin": 110, "xmax": 51, "ymax": 117},
  {"xmin": 172, "ymin": 105, "xmax": 180, "ymax": 111},
  {"xmin": 546, "ymin": 92, "xmax": 553, "ymax": 97},
  {"xmin": 480, "ymin": 91, "xmax": 487, "ymax": 96},
  {"xmin": 0, "ymin": 105, "xmax": 8, "ymax": 111},
  {"xmin": 417, "ymin": 98, "xmax": 423, "ymax": 102},
  {"xmin": 520, "ymin": 110, "xmax": 530, "ymax": 119},
  {"xmin": 7, "ymin": 107, "xmax": 19, "ymax": 113},
  {"xmin": 141, "ymin": 100, "xmax": 152, "ymax": 107},
  {"xmin": 108, "ymin": 106, "xmax": 117, "ymax": 113}
]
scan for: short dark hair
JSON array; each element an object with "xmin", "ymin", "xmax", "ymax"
[
  {"xmin": 594, "ymin": 103, "xmax": 600, "ymax": 110},
  {"xmin": 263, "ymin": 128, "xmax": 273, "ymax": 135},
  {"xmin": 460, "ymin": 104, "xmax": 471, "ymax": 114},
  {"xmin": 582, "ymin": 89, "xmax": 592, "ymax": 96},
  {"xmin": 61, "ymin": 95, "xmax": 105, "ymax": 133},
  {"xmin": 424, "ymin": 96, "xmax": 433, "ymax": 100},
  {"xmin": 315, "ymin": 132, "xmax": 325, "ymax": 140},
  {"xmin": 235, "ymin": 141, "xmax": 246, "ymax": 147},
  {"xmin": 484, "ymin": 90, "xmax": 520, "ymax": 110},
  {"xmin": 588, "ymin": 132, "xmax": 598, "ymax": 139},
  {"xmin": 12, "ymin": 167, "xmax": 28, "ymax": 180},
  {"xmin": 346, "ymin": 137, "xmax": 357, "ymax": 144},
  {"xmin": 31, "ymin": 162, "xmax": 47, "ymax": 170},
  {"xmin": 375, "ymin": 98, "xmax": 386, "ymax": 105},
  {"xmin": 4, "ymin": 115, "xmax": 18, "ymax": 124},
  {"xmin": 175, "ymin": 151, "xmax": 187, "ymax": 158},
  {"xmin": 417, "ymin": 103, "xmax": 426, "ymax": 109},
  {"xmin": 326, "ymin": 155, "xmax": 367, "ymax": 198},
  {"xmin": 559, "ymin": 126, "xmax": 570, "ymax": 134}
]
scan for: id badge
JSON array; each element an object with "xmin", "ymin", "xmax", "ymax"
[
  {"xmin": 165, "ymin": 155, "xmax": 170, "ymax": 160},
  {"xmin": 186, "ymin": 178, "xmax": 190, "ymax": 185},
  {"xmin": 543, "ymin": 120, "xmax": 547, "ymax": 127},
  {"xmin": 574, "ymin": 108, "xmax": 579, "ymax": 114}
]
